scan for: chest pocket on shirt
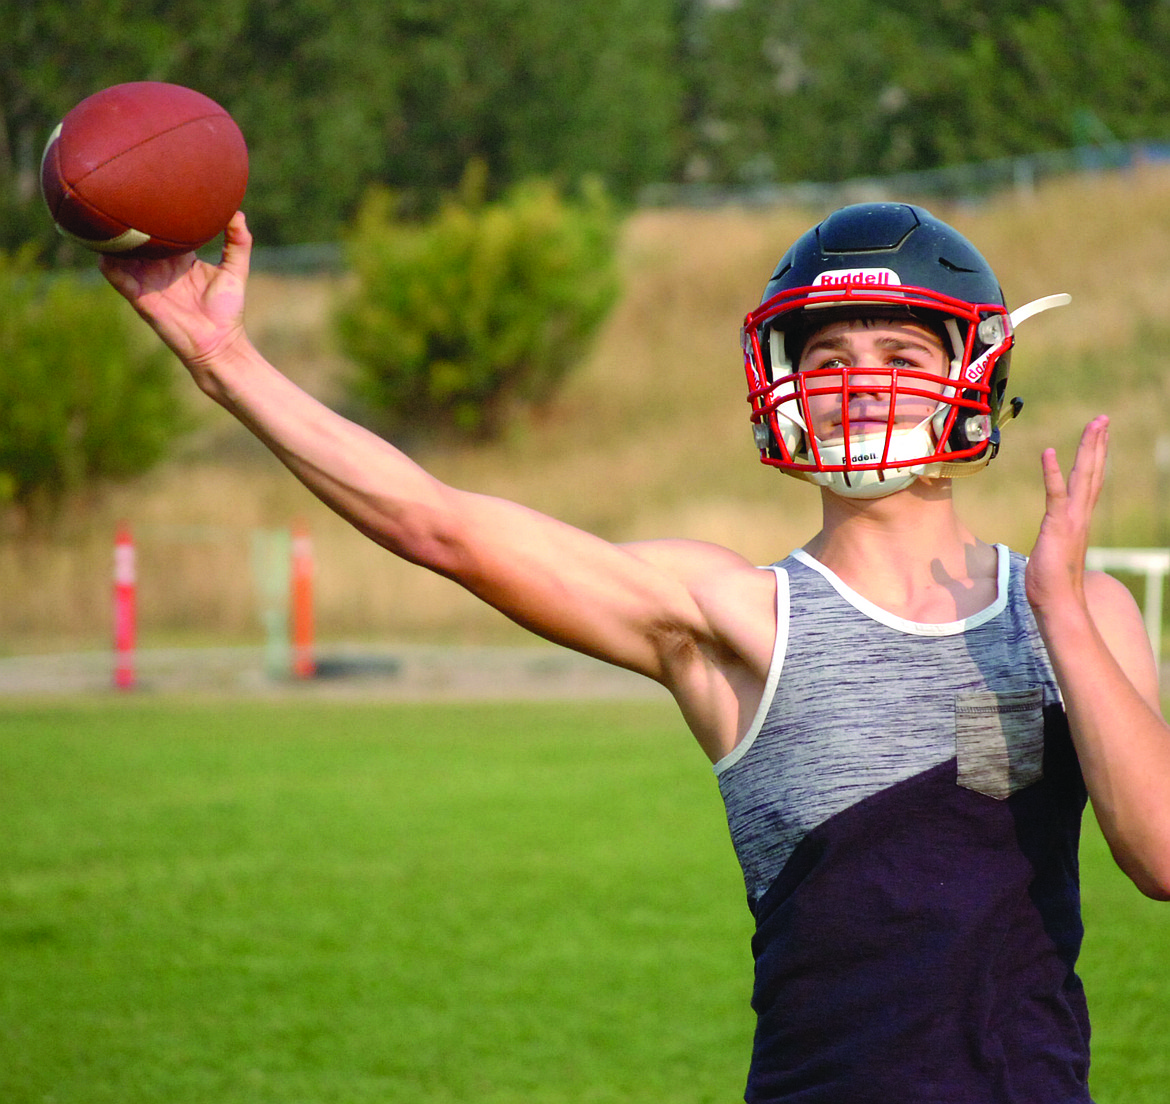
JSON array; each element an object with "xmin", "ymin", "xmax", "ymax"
[{"xmin": 955, "ymin": 688, "xmax": 1045, "ymax": 800}]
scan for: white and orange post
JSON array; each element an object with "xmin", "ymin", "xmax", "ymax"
[
  {"xmin": 113, "ymin": 525, "xmax": 137, "ymax": 689},
  {"xmin": 290, "ymin": 521, "xmax": 316, "ymax": 679}
]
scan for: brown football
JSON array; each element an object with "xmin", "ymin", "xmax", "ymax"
[{"xmin": 41, "ymin": 81, "xmax": 249, "ymax": 259}]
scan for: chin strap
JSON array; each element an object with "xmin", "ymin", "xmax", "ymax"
[
  {"xmin": 934, "ymin": 452, "xmax": 995, "ymax": 480},
  {"xmin": 935, "ymin": 394, "xmax": 1027, "ymax": 480}
]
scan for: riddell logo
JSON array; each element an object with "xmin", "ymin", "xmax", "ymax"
[{"xmin": 812, "ymin": 268, "xmax": 902, "ymax": 294}]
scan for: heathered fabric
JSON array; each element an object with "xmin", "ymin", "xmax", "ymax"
[{"xmin": 715, "ymin": 547, "xmax": 1091, "ymax": 1103}]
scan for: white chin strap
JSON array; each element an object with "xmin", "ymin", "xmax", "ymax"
[{"xmin": 806, "ymin": 424, "xmax": 939, "ymax": 500}]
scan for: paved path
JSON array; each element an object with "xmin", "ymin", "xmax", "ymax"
[
  {"xmin": 0, "ymin": 643, "xmax": 667, "ymax": 702},
  {"xmin": 7, "ymin": 644, "xmax": 1164, "ymax": 706}
]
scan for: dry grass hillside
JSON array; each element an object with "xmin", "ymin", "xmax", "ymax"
[{"xmin": 5, "ymin": 166, "xmax": 1170, "ymax": 654}]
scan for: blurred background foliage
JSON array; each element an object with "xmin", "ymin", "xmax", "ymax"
[
  {"xmin": 0, "ymin": 249, "xmax": 188, "ymax": 527},
  {"xmin": 4, "ymin": 0, "xmax": 1170, "ymax": 528},
  {"xmin": 336, "ymin": 164, "xmax": 621, "ymax": 443},
  {"xmin": 5, "ymin": 0, "xmax": 1170, "ymax": 254}
]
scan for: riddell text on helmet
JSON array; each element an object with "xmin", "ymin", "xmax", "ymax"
[{"xmin": 811, "ymin": 268, "xmax": 902, "ymax": 290}]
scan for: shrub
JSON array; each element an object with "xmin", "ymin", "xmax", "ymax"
[
  {"xmin": 335, "ymin": 165, "xmax": 621, "ymax": 441},
  {"xmin": 0, "ymin": 250, "xmax": 190, "ymax": 524}
]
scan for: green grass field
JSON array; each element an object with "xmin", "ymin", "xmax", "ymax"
[{"xmin": 1, "ymin": 698, "xmax": 1166, "ymax": 1103}]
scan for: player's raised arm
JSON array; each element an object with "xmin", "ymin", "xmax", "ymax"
[
  {"xmin": 1026, "ymin": 416, "xmax": 1170, "ymax": 900},
  {"xmin": 99, "ymin": 215, "xmax": 766, "ymax": 728}
]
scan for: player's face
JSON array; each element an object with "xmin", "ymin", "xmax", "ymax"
[{"xmin": 796, "ymin": 318, "xmax": 951, "ymax": 444}]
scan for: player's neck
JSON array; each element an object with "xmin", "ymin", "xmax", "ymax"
[{"xmin": 802, "ymin": 479, "xmax": 998, "ymax": 622}]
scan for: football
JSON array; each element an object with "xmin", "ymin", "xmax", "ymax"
[{"xmin": 40, "ymin": 81, "xmax": 249, "ymax": 259}]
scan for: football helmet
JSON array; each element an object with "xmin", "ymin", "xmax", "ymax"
[{"xmin": 742, "ymin": 202, "xmax": 1069, "ymax": 499}]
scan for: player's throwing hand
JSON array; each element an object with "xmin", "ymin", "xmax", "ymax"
[{"xmin": 100, "ymin": 211, "xmax": 253, "ymax": 383}]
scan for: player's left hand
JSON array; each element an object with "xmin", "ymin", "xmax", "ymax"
[{"xmin": 1025, "ymin": 414, "xmax": 1109, "ymax": 613}]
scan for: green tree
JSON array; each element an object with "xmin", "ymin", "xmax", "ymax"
[
  {"xmin": 8, "ymin": 0, "xmax": 1170, "ymax": 252},
  {"xmin": 190, "ymin": 1, "xmax": 407, "ymax": 244},
  {"xmin": 0, "ymin": 250, "xmax": 189, "ymax": 523},
  {"xmin": 686, "ymin": 0, "xmax": 928, "ymax": 184},
  {"xmin": 3, "ymin": 0, "xmax": 685, "ymax": 251},
  {"xmin": 335, "ymin": 166, "xmax": 621, "ymax": 441},
  {"xmin": 870, "ymin": 0, "xmax": 1170, "ymax": 167},
  {"xmin": 686, "ymin": 0, "xmax": 1170, "ymax": 186},
  {"xmin": 382, "ymin": 0, "xmax": 683, "ymax": 199},
  {"xmin": 0, "ymin": 0, "xmax": 405, "ymax": 252}
]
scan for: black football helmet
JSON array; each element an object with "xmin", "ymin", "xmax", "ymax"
[{"xmin": 742, "ymin": 202, "xmax": 1069, "ymax": 498}]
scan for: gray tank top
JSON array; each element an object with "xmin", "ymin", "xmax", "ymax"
[
  {"xmin": 715, "ymin": 544, "xmax": 1062, "ymax": 907},
  {"xmin": 712, "ymin": 546, "xmax": 1090, "ymax": 1102}
]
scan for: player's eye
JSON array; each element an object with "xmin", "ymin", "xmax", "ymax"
[{"xmin": 806, "ymin": 354, "xmax": 848, "ymax": 371}]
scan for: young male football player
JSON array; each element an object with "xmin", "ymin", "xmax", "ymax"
[{"xmin": 101, "ymin": 202, "xmax": 1170, "ymax": 1103}]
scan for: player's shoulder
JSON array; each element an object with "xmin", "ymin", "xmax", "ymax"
[
  {"xmin": 622, "ymin": 538, "xmax": 781, "ymax": 633},
  {"xmin": 1082, "ymin": 567, "xmax": 1162, "ymax": 706},
  {"xmin": 1082, "ymin": 567, "xmax": 1152, "ymax": 654},
  {"xmin": 1084, "ymin": 567, "xmax": 1142, "ymax": 619},
  {"xmin": 622, "ymin": 536, "xmax": 768, "ymax": 580}
]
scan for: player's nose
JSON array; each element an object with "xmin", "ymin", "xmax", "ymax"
[{"xmin": 843, "ymin": 365, "xmax": 890, "ymax": 397}]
